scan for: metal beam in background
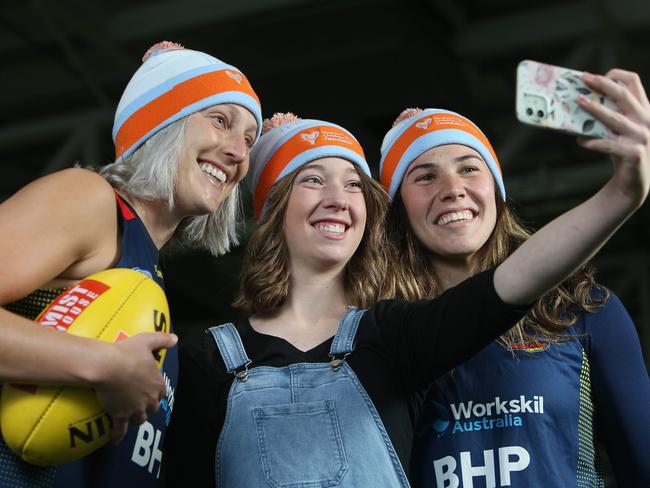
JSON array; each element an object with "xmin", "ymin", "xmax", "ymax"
[
  {"xmin": 52, "ymin": 1, "xmax": 137, "ymax": 74},
  {"xmin": 41, "ymin": 128, "xmax": 85, "ymax": 176},
  {"xmin": 455, "ymin": 0, "xmax": 650, "ymax": 58},
  {"xmin": 4, "ymin": 0, "xmax": 646, "ymax": 61},
  {"xmin": 4, "ymin": 0, "xmax": 648, "ymax": 119},
  {"xmin": 504, "ymin": 158, "xmax": 612, "ymax": 203},
  {"xmin": 0, "ymin": 0, "xmax": 322, "ymax": 54},
  {"xmin": 0, "ymin": 165, "xmax": 42, "ymax": 202},
  {"xmin": 0, "ymin": 1, "xmax": 406, "ymax": 112},
  {"xmin": 29, "ymin": 0, "xmax": 111, "ymax": 108},
  {"xmin": 36, "ymin": 123, "xmax": 105, "ymax": 176},
  {"xmin": 109, "ymin": 0, "xmax": 324, "ymax": 42},
  {"xmin": 0, "ymin": 109, "xmax": 112, "ymax": 150}
]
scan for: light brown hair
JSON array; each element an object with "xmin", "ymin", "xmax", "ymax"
[
  {"xmin": 384, "ymin": 193, "xmax": 607, "ymax": 345},
  {"xmin": 234, "ymin": 165, "xmax": 389, "ymax": 313}
]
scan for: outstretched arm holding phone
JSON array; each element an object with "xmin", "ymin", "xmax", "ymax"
[{"xmin": 497, "ymin": 68, "xmax": 650, "ymax": 305}]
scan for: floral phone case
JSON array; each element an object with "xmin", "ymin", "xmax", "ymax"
[{"xmin": 516, "ymin": 59, "xmax": 617, "ymax": 138}]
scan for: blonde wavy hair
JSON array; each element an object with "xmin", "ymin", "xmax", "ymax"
[
  {"xmin": 234, "ymin": 166, "xmax": 389, "ymax": 313},
  {"xmin": 384, "ymin": 193, "xmax": 608, "ymax": 345}
]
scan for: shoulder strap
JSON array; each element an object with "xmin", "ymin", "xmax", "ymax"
[
  {"xmin": 207, "ymin": 323, "xmax": 251, "ymax": 375},
  {"xmin": 330, "ymin": 307, "xmax": 366, "ymax": 356}
]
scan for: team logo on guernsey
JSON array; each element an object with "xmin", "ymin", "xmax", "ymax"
[
  {"xmin": 132, "ymin": 266, "xmax": 153, "ymax": 280},
  {"xmin": 507, "ymin": 341, "xmax": 551, "ymax": 353},
  {"xmin": 424, "ymin": 395, "xmax": 545, "ymax": 437},
  {"xmin": 420, "ymin": 401, "xmax": 452, "ymax": 437}
]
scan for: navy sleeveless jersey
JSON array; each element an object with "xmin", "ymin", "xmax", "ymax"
[
  {"xmin": 410, "ymin": 290, "xmax": 650, "ymax": 488},
  {"xmin": 0, "ymin": 194, "xmax": 179, "ymax": 488},
  {"xmin": 54, "ymin": 194, "xmax": 179, "ymax": 487}
]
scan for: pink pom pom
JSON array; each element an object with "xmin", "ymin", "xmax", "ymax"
[
  {"xmin": 392, "ymin": 108, "xmax": 423, "ymax": 127},
  {"xmin": 142, "ymin": 41, "xmax": 185, "ymax": 63},
  {"xmin": 262, "ymin": 112, "xmax": 300, "ymax": 134}
]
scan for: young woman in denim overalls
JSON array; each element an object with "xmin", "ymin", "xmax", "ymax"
[{"xmin": 164, "ymin": 110, "xmax": 650, "ymax": 487}]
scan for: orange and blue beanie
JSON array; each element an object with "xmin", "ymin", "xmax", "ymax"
[
  {"xmin": 379, "ymin": 108, "xmax": 505, "ymax": 200},
  {"xmin": 112, "ymin": 41, "xmax": 262, "ymax": 162},
  {"xmin": 248, "ymin": 113, "xmax": 371, "ymax": 219}
]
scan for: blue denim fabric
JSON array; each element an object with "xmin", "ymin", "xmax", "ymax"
[{"xmin": 208, "ymin": 308, "xmax": 410, "ymax": 487}]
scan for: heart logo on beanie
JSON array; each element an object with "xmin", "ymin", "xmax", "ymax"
[
  {"xmin": 416, "ymin": 118, "xmax": 432, "ymax": 130},
  {"xmin": 225, "ymin": 70, "xmax": 242, "ymax": 84},
  {"xmin": 301, "ymin": 131, "xmax": 320, "ymax": 145}
]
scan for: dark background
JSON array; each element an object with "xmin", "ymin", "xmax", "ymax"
[{"xmin": 1, "ymin": 2, "xmax": 648, "ymax": 483}]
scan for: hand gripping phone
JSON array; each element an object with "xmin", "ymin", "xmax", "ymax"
[{"xmin": 516, "ymin": 59, "xmax": 618, "ymax": 138}]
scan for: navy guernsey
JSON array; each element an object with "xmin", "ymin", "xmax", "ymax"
[
  {"xmin": 0, "ymin": 194, "xmax": 179, "ymax": 488},
  {"xmin": 112, "ymin": 194, "xmax": 164, "ymax": 288},
  {"xmin": 54, "ymin": 194, "xmax": 179, "ymax": 487},
  {"xmin": 410, "ymin": 290, "xmax": 650, "ymax": 488}
]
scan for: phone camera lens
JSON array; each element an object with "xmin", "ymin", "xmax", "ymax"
[
  {"xmin": 526, "ymin": 108, "xmax": 533, "ymax": 116},
  {"xmin": 537, "ymin": 110, "xmax": 545, "ymax": 118}
]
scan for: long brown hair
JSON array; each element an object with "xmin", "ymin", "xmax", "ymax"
[
  {"xmin": 234, "ymin": 166, "xmax": 389, "ymax": 313},
  {"xmin": 384, "ymin": 193, "xmax": 607, "ymax": 345}
]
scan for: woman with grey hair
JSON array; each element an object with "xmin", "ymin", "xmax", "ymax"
[{"xmin": 0, "ymin": 41, "xmax": 262, "ymax": 488}]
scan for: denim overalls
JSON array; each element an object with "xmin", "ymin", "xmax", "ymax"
[{"xmin": 208, "ymin": 307, "xmax": 410, "ymax": 487}]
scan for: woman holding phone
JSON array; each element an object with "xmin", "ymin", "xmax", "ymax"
[
  {"xmin": 380, "ymin": 69, "xmax": 650, "ymax": 487},
  {"xmin": 165, "ymin": 92, "xmax": 650, "ymax": 486}
]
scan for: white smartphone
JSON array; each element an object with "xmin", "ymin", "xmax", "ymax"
[{"xmin": 516, "ymin": 59, "xmax": 618, "ymax": 138}]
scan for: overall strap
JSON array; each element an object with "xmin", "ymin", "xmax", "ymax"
[
  {"xmin": 329, "ymin": 307, "xmax": 366, "ymax": 365},
  {"xmin": 207, "ymin": 323, "xmax": 252, "ymax": 381}
]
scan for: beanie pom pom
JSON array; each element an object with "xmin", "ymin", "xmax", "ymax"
[
  {"xmin": 392, "ymin": 107, "xmax": 423, "ymax": 127},
  {"xmin": 142, "ymin": 41, "xmax": 185, "ymax": 63},
  {"xmin": 262, "ymin": 112, "xmax": 300, "ymax": 134}
]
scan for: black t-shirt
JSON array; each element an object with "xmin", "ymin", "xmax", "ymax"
[{"xmin": 162, "ymin": 268, "xmax": 527, "ymax": 486}]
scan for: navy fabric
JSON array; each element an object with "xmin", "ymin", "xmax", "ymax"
[
  {"xmin": 410, "ymin": 290, "xmax": 650, "ymax": 488},
  {"xmin": 54, "ymin": 195, "xmax": 178, "ymax": 488},
  {"xmin": 0, "ymin": 194, "xmax": 178, "ymax": 488},
  {"xmin": 584, "ymin": 292, "xmax": 650, "ymax": 487},
  {"xmin": 112, "ymin": 194, "xmax": 164, "ymax": 289}
]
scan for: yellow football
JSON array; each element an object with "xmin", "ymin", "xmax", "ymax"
[{"xmin": 0, "ymin": 268, "xmax": 170, "ymax": 466}]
